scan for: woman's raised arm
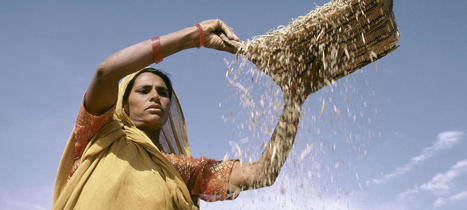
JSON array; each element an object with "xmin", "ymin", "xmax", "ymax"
[
  {"xmin": 85, "ymin": 19, "xmax": 240, "ymax": 115},
  {"xmin": 227, "ymin": 58, "xmax": 318, "ymax": 195},
  {"xmin": 227, "ymin": 96, "xmax": 303, "ymax": 195}
]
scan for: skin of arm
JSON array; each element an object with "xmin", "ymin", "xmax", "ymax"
[
  {"xmin": 227, "ymin": 56, "xmax": 318, "ymax": 195},
  {"xmin": 227, "ymin": 96, "xmax": 303, "ymax": 195},
  {"xmin": 85, "ymin": 19, "xmax": 240, "ymax": 115}
]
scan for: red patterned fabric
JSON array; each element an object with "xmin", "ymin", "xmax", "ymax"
[
  {"xmin": 69, "ymin": 96, "xmax": 236, "ymax": 201},
  {"xmin": 162, "ymin": 153, "xmax": 236, "ymax": 201},
  {"xmin": 69, "ymin": 99, "xmax": 115, "ymax": 178}
]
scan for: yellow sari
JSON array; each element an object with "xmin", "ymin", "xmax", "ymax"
[{"xmin": 53, "ymin": 69, "xmax": 196, "ymax": 210}]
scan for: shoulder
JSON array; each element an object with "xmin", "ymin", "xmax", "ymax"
[{"xmin": 74, "ymin": 94, "xmax": 116, "ymax": 157}]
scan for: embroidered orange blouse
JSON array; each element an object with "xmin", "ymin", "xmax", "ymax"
[{"xmin": 69, "ymin": 98, "xmax": 237, "ymax": 202}]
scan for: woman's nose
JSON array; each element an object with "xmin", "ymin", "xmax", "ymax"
[{"xmin": 149, "ymin": 90, "xmax": 160, "ymax": 101}]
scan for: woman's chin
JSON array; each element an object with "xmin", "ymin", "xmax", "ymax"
[{"xmin": 145, "ymin": 116, "xmax": 166, "ymax": 128}]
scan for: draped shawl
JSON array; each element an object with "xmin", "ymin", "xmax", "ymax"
[{"xmin": 53, "ymin": 69, "xmax": 196, "ymax": 210}]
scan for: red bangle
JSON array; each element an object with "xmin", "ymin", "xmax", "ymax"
[
  {"xmin": 151, "ymin": 36, "xmax": 163, "ymax": 64},
  {"xmin": 194, "ymin": 24, "xmax": 204, "ymax": 48}
]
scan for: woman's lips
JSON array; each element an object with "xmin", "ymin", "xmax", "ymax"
[{"xmin": 146, "ymin": 104, "xmax": 163, "ymax": 112}]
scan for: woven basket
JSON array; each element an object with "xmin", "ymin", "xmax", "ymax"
[{"xmin": 237, "ymin": 0, "xmax": 399, "ymax": 94}]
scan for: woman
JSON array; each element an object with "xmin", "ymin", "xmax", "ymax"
[{"xmin": 53, "ymin": 19, "xmax": 311, "ymax": 210}]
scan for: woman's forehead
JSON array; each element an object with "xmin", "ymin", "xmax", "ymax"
[{"xmin": 133, "ymin": 72, "xmax": 167, "ymax": 88}]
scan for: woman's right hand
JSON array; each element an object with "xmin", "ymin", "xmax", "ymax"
[{"xmin": 198, "ymin": 19, "xmax": 241, "ymax": 54}]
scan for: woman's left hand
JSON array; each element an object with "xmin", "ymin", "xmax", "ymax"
[{"xmin": 198, "ymin": 19, "xmax": 241, "ymax": 54}]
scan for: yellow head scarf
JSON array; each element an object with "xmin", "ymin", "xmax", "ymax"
[{"xmin": 53, "ymin": 69, "xmax": 195, "ymax": 210}]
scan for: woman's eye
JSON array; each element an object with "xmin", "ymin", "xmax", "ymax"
[
  {"xmin": 137, "ymin": 89, "xmax": 149, "ymax": 94},
  {"xmin": 160, "ymin": 91, "xmax": 168, "ymax": 97}
]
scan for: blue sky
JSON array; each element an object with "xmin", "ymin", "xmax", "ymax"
[{"xmin": 1, "ymin": 0, "xmax": 466, "ymax": 209}]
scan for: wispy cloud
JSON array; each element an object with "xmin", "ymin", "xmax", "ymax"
[
  {"xmin": 0, "ymin": 185, "xmax": 52, "ymax": 210},
  {"xmin": 0, "ymin": 197, "xmax": 48, "ymax": 210},
  {"xmin": 450, "ymin": 191, "xmax": 467, "ymax": 201},
  {"xmin": 398, "ymin": 159, "xmax": 467, "ymax": 207},
  {"xmin": 369, "ymin": 131, "xmax": 463, "ymax": 185},
  {"xmin": 433, "ymin": 198, "xmax": 447, "ymax": 208},
  {"xmin": 419, "ymin": 159, "xmax": 467, "ymax": 195},
  {"xmin": 433, "ymin": 191, "xmax": 467, "ymax": 208}
]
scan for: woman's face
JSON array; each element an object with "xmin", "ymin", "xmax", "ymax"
[{"xmin": 126, "ymin": 72, "xmax": 171, "ymax": 131}]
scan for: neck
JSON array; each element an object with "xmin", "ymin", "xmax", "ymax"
[{"xmin": 140, "ymin": 127, "xmax": 163, "ymax": 150}]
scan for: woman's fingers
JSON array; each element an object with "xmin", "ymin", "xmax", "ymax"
[
  {"xmin": 224, "ymin": 43, "xmax": 239, "ymax": 54},
  {"xmin": 218, "ymin": 20, "xmax": 240, "ymax": 41},
  {"xmin": 200, "ymin": 19, "xmax": 239, "ymax": 42},
  {"xmin": 208, "ymin": 34, "xmax": 238, "ymax": 54},
  {"xmin": 219, "ymin": 33, "xmax": 240, "ymax": 53},
  {"xmin": 200, "ymin": 19, "xmax": 241, "ymax": 53}
]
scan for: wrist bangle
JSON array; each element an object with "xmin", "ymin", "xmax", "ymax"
[
  {"xmin": 151, "ymin": 36, "xmax": 163, "ymax": 64},
  {"xmin": 194, "ymin": 24, "xmax": 204, "ymax": 48}
]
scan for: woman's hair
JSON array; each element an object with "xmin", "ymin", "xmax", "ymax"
[{"xmin": 123, "ymin": 68, "xmax": 174, "ymax": 104}]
